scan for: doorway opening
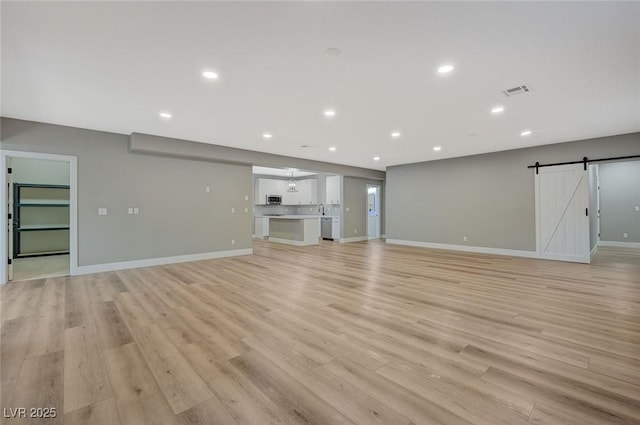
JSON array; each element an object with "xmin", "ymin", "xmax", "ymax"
[
  {"xmin": 590, "ymin": 160, "xmax": 640, "ymax": 267},
  {"xmin": 534, "ymin": 159, "xmax": 640, "ymax": 265},
  {"xmin": 367, "ymin": 184, "xmax": 381, "ymax": 239},
  {"xmin": 1, "ymin": 151, "xmax": 78, "ymax": 284}
]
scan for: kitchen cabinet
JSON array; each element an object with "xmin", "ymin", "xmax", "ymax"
[
  {"xmin": 254, "ymin": 216, "xmax": 269, "ymax": 239},
  {"xmin": 256, "ymin": 177, "xmax": 317, "ymax": 205},
  {"xmin": 282, "ymin": 178, "xmax": 317, "ymax": 205},
  {"xmin": 331, "ymin": 216, "xmax": 340, "ymax": 240},
  {"xmin": 256, "ymin": 178, "xmax": 287, "ymax": 204},
  {"xmin": 326, "ymin": 175, "xmax": 341, "ymax": 204}
]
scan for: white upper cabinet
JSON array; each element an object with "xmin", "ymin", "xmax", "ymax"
[
  {"xmin": 256, "ymin": 178, "xmax": 287, "ymax": 204},
  {"xmin": 326, "ymin": 175, "xmax": 341, "ymax": 204},
  {"xmin": 281, "ymin": 186, "xmax": 298, "ymax": 205},
  {"xmin": 283, "ymin": 178, "xmax": 317, "ymax": 205},
  {"xmin": 296, "ymin": 179, "xmax": 317, "ymax": 205},
  {"xmin": 256, "ymin": 177, "xmax": 318, "ymax": 205}
]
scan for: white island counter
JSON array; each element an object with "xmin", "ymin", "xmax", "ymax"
[{"xmin": 255, "ymin": 215, "xmax": 322, "ymax": 246}]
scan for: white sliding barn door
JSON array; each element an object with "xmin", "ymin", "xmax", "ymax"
[{"xmin": 535, "ymin": 164, "xmax": 590, "ymax": 263}]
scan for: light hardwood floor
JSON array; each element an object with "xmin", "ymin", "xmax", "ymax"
[{"xmin": 1, "ymin": 240, "xmax": 639, "ymax": 425}]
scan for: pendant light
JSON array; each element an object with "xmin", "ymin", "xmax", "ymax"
[{"xmin": 286, "ymin": 170, "xmax": 298, "ymax": 192}]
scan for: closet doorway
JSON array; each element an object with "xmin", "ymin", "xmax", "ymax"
[{"xmin": 1, "ymin": 151, "xmax": 78, "ymax": 284}]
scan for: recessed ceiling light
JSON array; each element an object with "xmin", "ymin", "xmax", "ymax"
[
  {"xmin": 202, "ymin": 71, "xmax": 219, "ymax": 80},
  {"xmin": 262, "ymin": 133, "xmax": 272, "ymax": 139},
  {"xmin": 520, "ymin": 130, "xmax": 532, "ymax": 137},
  {"xmin": 491, "ymin": 106, "xmax": 505, "ymax": 114},
  {"xmin": 433, "ymin": 146, "xmax": 442, "ymax": 152},
  {"xmin": 328, "ymin": 146, "xmax": 337, "ymax": 152},
  {"xmin": 438, "ymin": 64, "xmax": 454, "ymax": 74},
  {"xmin": 391, "ymin": 132, "xmax": 401, "ymax": 138},
  {"xmin": 324, "ymin": 109, "xmax": 336, "ymax": 117},
  {"xmin": 159, "ymin": 112, "xmax": 172, "ymax": 119},
  {"xmin": 373, "ymin": 156, "xmax": 381, "ymax": 161}
]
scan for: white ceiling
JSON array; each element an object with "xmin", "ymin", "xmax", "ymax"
[
  {"xmin": 2, "ymin": 2, "xmax": 639, "ymax": 171},
  {"xmin": 252, "ymin": 166, "xmax": 316, "ymax": 178}
]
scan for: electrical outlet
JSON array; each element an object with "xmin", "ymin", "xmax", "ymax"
[
  {"xmin": 354, "ymin": 229, "xmax": 357, "ymax": 234},
  {"xmin": 244, "ymin": 208, "xmax": 248, "ymax": 213},
  {"xmin": 635, "ymin": 206, "xmax": 639, "ymax": 212},
  {"xmin": 244, "ymin": 195, "xmax": 249, "ymax": 201},
  {"xmin": 231, "ymin": 239, "xmax": 235, "ymax": 245},
  {"xmin": 623, "ymin": 233, "xmax": 629, "ymax": 239},
  {"xmin": 346, "ymin": 207, "xmax": 350, "ymax": 212},
  {"xmin": 205, "ymin": 186, "xmax": 210, "ymax": 193},
  {"xmin": 231, "ymin": 207, "xmax": 235, "ymax": 213},
  {"xmin": 463, "ymin": 236, "xmax": 468, "ymax": 242}
]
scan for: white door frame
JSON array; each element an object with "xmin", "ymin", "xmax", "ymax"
[
  {"xmin": 596, "ymin": 167, "xmax": 601, "ymax": 246},
  {"xmin": 367, "ymin": 184, "xmax": 381, "ymax": 239},
  {"xmin": 534, "ymin": 163, "xmax": 590, "ymax": 263},
  {"xmin": 0, "ymin": 150, "xmax": 78, "ymax": 284}
]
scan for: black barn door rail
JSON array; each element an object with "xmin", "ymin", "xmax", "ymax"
[{"xmin": 528, "ymin": 154, "xmax": 640, "ymax": 174}]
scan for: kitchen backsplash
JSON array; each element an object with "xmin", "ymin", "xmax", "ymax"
[{"xmin": 254, "ymin": 204, "xmax": 341, "ymax": 216}]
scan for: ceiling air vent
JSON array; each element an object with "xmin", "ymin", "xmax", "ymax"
[
  {"xmin": 300, "ymin": 145, "xmax": 314, "ymax": 148},
  {"xmin": 502, "ymin": 84, "xmax": 530, "ymax": 97}
]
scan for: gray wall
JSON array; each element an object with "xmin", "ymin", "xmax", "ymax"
[
  {"xmin": 2, "ymin": 118, "xmax": 253, "ymax": 266},
  {"xmin": 386, "ymin": 132, "xmax": 640, "ymax": 251},
  {"xmin": 599, "ymin": 161, "xmax": 640, "ymax": 243},
  {"xmin": 343, "ymin": 176, "xmax": 385, "ymax": 239},
  {"xmin": 131, "ymin": 132, "xmax": 385, "ymax": 180},
  {"xmin": 588, "ymin": 165, "xmax": 599, "ymax": 250}
]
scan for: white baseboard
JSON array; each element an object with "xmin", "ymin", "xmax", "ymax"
[
  {"xmin": 381, "ymin": 234, "xmax": 387, "ymax": 239},
  {"xmin": 340, "ymin": 236, "xmax": 369, "ymax": 243},
  {"xmin": 385, "ymin": 239, "xmax": 538, "ymax": 259},
  {"xmin": 75, "ymin": 248, "xmax": 253, "ymax": 275},
  {"xmin": 599, "ymin": 241, "xmax": 640, "ymax": 248}
]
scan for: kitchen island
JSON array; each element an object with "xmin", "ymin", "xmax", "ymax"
[{"xmin": 255, "ymin": 215, "xmax": 321, "ymax": 246}]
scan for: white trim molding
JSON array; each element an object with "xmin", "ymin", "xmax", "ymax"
[
  {"xmin": 0, "ymin": 150, "xmax": 79, "ymax": 284},
  {"xmin": 340, "ymin": 236, "xmax": 369, "ymax": 243},
  {"xmin": 386, "ymin": 239, "xmax": 539, "ymax": 259},
  {"xmin": 590, "ymin": 244, "xmax": 599, "ymax": 258},
  {"xmin": 599, "ymin": 241, "xmax": 640, "ymax": 248},
  {"xmin": 75, "ymin": 248, "xmax": 253, "ymax": 275}
]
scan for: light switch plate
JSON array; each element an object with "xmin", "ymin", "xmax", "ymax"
[
  {"xmin": 244, "ymin": 195, "xmax": 249, "ymax": 201},
  {"xmin": 133, "ymin": 208, "xmax": 139, "ymax": 215},
  {"xmin": 231, "ymin": 207, "xmax": 235, "ymax": 213},
  {"xmin": 128, "ymin": 208, "xmax": 133, "ymax": 215},
  {"xmin": 244, "ymin": 208, "xmax": 248, "ymax": 213},
  {"xmin": 98, "ymin": 208, "xmax": 108, "ymax": 216},
  {"xmin": 635, "ymin": 206, "xmax": 639, "ymax": 212}
]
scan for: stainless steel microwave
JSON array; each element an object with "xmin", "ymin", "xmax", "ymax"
[{"xmin": 266, "ymin": 195, "xmax": 282, "ymax": 205}]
